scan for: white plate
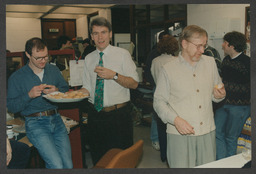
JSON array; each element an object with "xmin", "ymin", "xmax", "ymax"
[{"xmin": 43, "ymin": 91, "xmax": 89, "ymax": 103}]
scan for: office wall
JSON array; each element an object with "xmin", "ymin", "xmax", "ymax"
[
  {"xmin": 188, "ymin": 4, "xmax": 249, "ymax": 59},
  {"xmin": 6, "ymin": 8, "xmax": 111, "ymax": 52},
  {"xmin": 6, "ymin": 17, "xmax": 88, "ymax": 52},
  {"xmin": 76, "ymin": 16, "xmax": 88, "ymax": 40},
  {"xmin": 6, "ymin": 18, "xmax": 41, "ymax": 52}
]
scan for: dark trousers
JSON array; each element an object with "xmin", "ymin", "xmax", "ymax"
[
  {"xmin": 8, "ymin": 140, "xmax": 31, "ymax": 169},
  {"xmin": 88, "ymin": 102, "xmax": 133, "ymax": 165},
  {"xmin": 155, "ymin": 112, "xmax": 167, "ymax": 162}
]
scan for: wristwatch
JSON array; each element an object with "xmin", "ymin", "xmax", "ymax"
[{"xmin": 113, "ymin": 72, "xmax": 118, "ymax": 80}]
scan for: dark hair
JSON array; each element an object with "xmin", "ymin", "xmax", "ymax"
[
  {"xmin": 179, "ymin": 25, "xmax": 208, "ymax": 48},
  {"xmin": 157, "ymin": 35, "xmax": 179, "ymax": 55},
  {"xmin": 89, "ymin": 17, "xmax": 112, "ymax": 33},
  {"xmin": 158, "ymin": 31, "xmax": 170, "ymax": 40},
  {"xmin": 82, "ymin": 38, "xmax": 91, "ymax": 44},
  {"xmin": 223, "ymin": 31, "xmax": 247, "ymax": 52},
  {"xmin": 25, "ymin": 37, "xmax": 47, "ymax": 56},
  {"xmin": 57, "ymin": 35, "xmax": 71, "ymax": 49}
]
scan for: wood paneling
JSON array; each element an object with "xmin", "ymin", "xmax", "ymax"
[{"xmin": 41, "ymin": 19, "xmax": 76, "ymax": 50}]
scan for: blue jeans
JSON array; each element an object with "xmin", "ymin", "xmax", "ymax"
[
  {"xmin": 215, "ymin": 105, "xmax": 250, "ymax": 160},
  {"xmin": 25, "ymin": 113, "xmax": 73, "ymax": 169},
  {"xmin": 150, "ymin": 112, "xmax": 159, "ymax": 143}
]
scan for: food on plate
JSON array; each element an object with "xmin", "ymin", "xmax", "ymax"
[
  {"xmin": 47, "ymin": 91, "xmax": 89, "ymax": 99},
  {"xmin": 214, "ymin": 83, "xmax": 224, "ymax": 89}
]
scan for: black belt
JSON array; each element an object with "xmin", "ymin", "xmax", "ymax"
[
  {"xmin": 26, "ymin": 109, "xmax": 58, "ymax": 117},
  {"xmin": 90, "ymin": 102, "xmax": 129, "ymax": 112}
]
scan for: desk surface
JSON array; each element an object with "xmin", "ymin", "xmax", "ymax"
[
  {"xmin": 7, "ymin": 117, "xmax": 24, "ymax": 125},
  {"xmin": 7, "ymin": 116, "xmax": 78, "ymax": 147},
  {"xmin": 195, "ymin": 153, "xmax": 250, "ymax": 168}
]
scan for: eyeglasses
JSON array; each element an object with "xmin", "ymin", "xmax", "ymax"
[
  {"xmin": 186, "ymin": 40, "xmax": 208, "ymax": 50},
  {"xmin": 32, "ymin": 55, "xmax": 49, "ymax": 61}
]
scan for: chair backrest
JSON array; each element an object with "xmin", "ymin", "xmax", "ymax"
[{"xmin": 105, "ymin": 140, "xmax": 144, "ymax": 168}]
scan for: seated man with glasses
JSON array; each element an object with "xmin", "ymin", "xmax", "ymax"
[
  {"xmin": 153, "ymin": 25, "xmax": 226, "ymax": 168},
  {"xmin": 7, "ymin": 37, "xmax": 73, "ymax": 169}
]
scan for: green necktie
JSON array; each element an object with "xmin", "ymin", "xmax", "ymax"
[{"xmin": 94, "ymin": 52, "xmax": 104, "ymax": 112}]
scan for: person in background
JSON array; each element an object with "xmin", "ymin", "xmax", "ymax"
[
  {"xmin": 215, "ymin": 31, "xmax": 250, "ymax": 160},
  {"xmin": 204, "ymin": 45, "xmax": 222, "ymax": 74},
  {"xmin": 150, "ymin": 35, "xmax": 179, "ymax": 162},
  {"xmin": 153, "ymin": 25, "xmax": 226, "ymax": 168},
  {"xmin": 58, "ymin": 35, "xmax": 73, "ymax": 50},
  {"xmin": 145, "ymin": 31, "xmax": 171, "ymax": 87},
  {"xmin": 7, "ymin": 37, "xmax": 73, "ymax": 169},
  {"xmin": 144, "ymin": 31, "xmax": 171, "ymax": 160},
  {"xmin": 81, "ymin": 38, "xmax": 96, "ymax": 59},
  {"xmin": 6, "ymin": 137, "xmax": 31, "ymax": 169},
  {"xmin": 203, "ymin": 44, "xmax": 223, "ymax": 113},
  {"xmin": 55, "ymin": 35, "xmax": 73, "ymax": 71},
  {"xmin": 79, "ymin": 17, "xmax": 139, "ymax": 165}
]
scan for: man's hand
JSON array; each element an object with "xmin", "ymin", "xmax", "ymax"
[
  {"xmin": 94, "ymin": 66, "xmax": 138, "ymax": 89},
  {"xmin": 94, "ymin": 66, "xmax": 115, "ymax": 80},
  {"xmin": 28, "ymin": 85, "xmax": 46, "ymax": 98},
  {"xmin": 28, "ymin": 84, "xmax": 59, "ymax": 98},
  {"xmin": 213, "ymin": 84, "xmax": 226, "ymax": 99},
  {"xmin": 174, "ymin": 116, "xmax": 195, "ymax": 135},
  {"xmin": 42, "ymin": 85, "xmax": 58, "ymax": 94},
  {"xmin": 6, "ymin": 138, "xmax": 12, "ymax": 166}
]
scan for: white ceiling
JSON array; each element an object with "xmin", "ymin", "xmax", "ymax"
[{"xmin": 6, "ymin": 4, "xmax": 116, "ymax": 19}]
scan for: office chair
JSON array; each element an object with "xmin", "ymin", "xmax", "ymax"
[{"xmin": 93, "ymin": 140, "xmax": 144, "ymax": 168}]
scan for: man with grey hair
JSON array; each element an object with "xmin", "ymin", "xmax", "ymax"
[
  {"xmin": 79, "ymin": 17, "xmax": 139, "ymax": 165},
  {"xmin": 153, "ymin": 25, "xmax": 226, "ymax": 168}
]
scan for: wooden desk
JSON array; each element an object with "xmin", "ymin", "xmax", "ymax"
[
  {"xmin": 6, "ymin": 117, "xmax": 24, "ymax": 126},
  {"xmin": 59, "ymin": 108, "xmax": 84, "ymax": 168},
  {"xmin": 18, "ymin": 136, "xmax": 33, "ymax": 147}
]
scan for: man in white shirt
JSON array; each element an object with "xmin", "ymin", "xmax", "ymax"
[
  {"xmin": 79, "ymin": 17, "xmax": 139, "ymax": 165},
  {"xmin": 153, "ymin": 25, "xmax": 226, "ymax": 168}
]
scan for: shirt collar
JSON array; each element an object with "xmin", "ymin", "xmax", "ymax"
[
  {"xmin": 96, "ymin": 45, "xmax": 111, "ymax": 56},
  {"xmin": 231, "ymin": 52, "xmax": 242, "ymax": 59}
]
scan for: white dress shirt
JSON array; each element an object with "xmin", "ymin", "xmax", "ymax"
[
  {"xmin": 153, "ymin": 52, "xmax": 224, "ymax": 136},
  {"xmin": 82, "ymin": 45, "xmax": 139, "ymax": 107}
]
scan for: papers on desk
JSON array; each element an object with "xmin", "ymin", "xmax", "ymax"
[
  {"xmin": 13, "ymin": 124, "xmax": 26, "ymax": 133},
  {"xmin": 195, "ymin": 153, "xmax": 250, "ymax": 168},
  {"xmin": 61, "ymin": 116, "xmax": 78, "ymax": 134}
]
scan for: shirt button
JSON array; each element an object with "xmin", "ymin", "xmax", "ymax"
[
  {"xmin": 196, "ymin": 89, "xmax": 199, "ymax": 92},
  {"xmin": 200, "ymin": 122, "xmax": 203, "ymax": 125},
  {"xmin": 199, "ymin": 105, "xmax": 201, "ymax": 109},
  {"xmin": 193, "ymin": 74, "xmax": 196, "ymax": 77}
]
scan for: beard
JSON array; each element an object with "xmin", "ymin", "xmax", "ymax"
[{"xmin": 191, "ymin": 56, "xmax": 201, "ymax": 62}]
